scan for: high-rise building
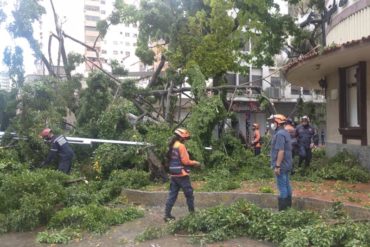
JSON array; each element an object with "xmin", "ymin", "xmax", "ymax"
[
  {"xmin": 0, "ymin": 72, "xmax": 12, "ymax": 92},
  {"xmin": 33, "ymin": 0, "xmax": 143, "ymax": 76}
]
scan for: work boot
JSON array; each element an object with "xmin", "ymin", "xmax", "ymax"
[
  {"xmin": 287, "ymin": 196, "xmax": 292, "ymax": 208},
  {"xmin": 163, "ymin": 215, "xmax": 176, "ymax": 222},
  {"xmin": 278, "ymin": 197, "xmax": 288, "ymax": 211}
]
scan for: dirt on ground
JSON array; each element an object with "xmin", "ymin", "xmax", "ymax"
[
  {"xmin": 0, "ymin": 206, "xmax": 274, "ymax": 247},
  {"xmin": 234, "ymin": 180, "xmax": 370, "ymax": 208}
]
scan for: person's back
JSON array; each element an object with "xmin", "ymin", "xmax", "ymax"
[
  {"xmin": 296, "ymin": 124, "xmax": 315, "ymax": 148},
  {"xmin": 51, "ymin": 135, "xmax": 74, "ymax": 160},
  {"xmin": 40, "ymin": 128, "xmax": 74, "ymax": 174}
]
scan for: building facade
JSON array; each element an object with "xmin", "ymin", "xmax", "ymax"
[
  {"xmin": 285, "ymin": 0, "xmax": 370, "ymax": 169},
  {"xmin": 33, "ymin": 0, "xmax": 143, "ymax": 76},
  {"xmin": 0, "ymin": 72, "xmax": 12, "ymax": 92}
]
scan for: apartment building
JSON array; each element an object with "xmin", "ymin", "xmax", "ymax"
[
  {"xmin": 32, "ymin": 0, "xmax": 142, "ymax": 76},
  {"xmin": 0, "ymin": 72, "xmax": 12, "ymax": 92}
]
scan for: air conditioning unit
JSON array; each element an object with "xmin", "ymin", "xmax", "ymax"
[{"xmin": 265, "ymin": 87, "xmax": 281, "ymax": 99}]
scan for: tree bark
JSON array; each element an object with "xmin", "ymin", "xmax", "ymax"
[
  {"xmin": 147, "ymin": 55, "xmax": 166, "ymax": 88},
  {"xmin": 147, "ymin": 149, "xmax": 168, "ymax": 182}
]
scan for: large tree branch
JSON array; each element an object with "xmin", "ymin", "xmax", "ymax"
[
  {"xmin": 140, "ymin": 85, "xmax": 262, "ymax": 96},
  {"xmin": 147, "ymin": 55, "xmax": 165, "ymax": 88}
]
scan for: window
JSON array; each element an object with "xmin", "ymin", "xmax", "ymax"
[
  {"xmin": 303, "ymin": 89, "xmax": 311, "ymax": 95},
  {"xmin": 133, "ymin": 23, "xmax": 138, "ymax": 28},
  {"xmin": 86, "ymin": 35, "xmax": 97, "ymax": 41},
  {"xmin": 338, "ymin": 62, "xmax": 367, "ymax": 145},
  {"xmin": 225, "ymin": 73, "xmax": 236, "ymax": 85},
  {"xmin": 113, "ymin": 41, "xmax": 118, "ymax": 45},
  {"xmin": 346, "ymin": 66, "xmax": 359, "ymax": 127},
  {"xmin": 113, "ymin": 50, "xmax": 118, "ymax": 55},
  {"xmin": 85, "ymin": 5, "xmax": 100, "ymax": 11},
  {"xmin": 271, "ymin": 77, "xmax": 281, "ymax": 87},
  {"xmin": 101, "ymin": 0, "xmax": 106, "ymax": 4},
  {"xmin": 85, "ymin": 15, "xmax": 100, "ymax": 21},
  {"xmin": 133, "ymin": 42, "xmax": 137, "ymax": 46},
  {"xmin": 101, "ymin": 50, "xmax": 107, "ymax": 54},
  {"xmin": 85, "ymin": 26, "xmax": 97, "ymax": 31},
  {"xmin": 125, "ymin": 51, "xmax": 130, "ymax": 56},
  {"xmin": 125, "ymin": 42, "xmax": 130, "ymax": 46},
  {"xmin": 251, "ymin": 75, "xmax": 262, "ymax": 87},
  {"xmin": 133, "ymin": 33, "xmax": 138, "ymax": 38},
  {"xmin": 125, "ymin": 23, "xmax": 129, "ymax": 27},
  {"xmin": 291, "ymin": 86, "xmax": 301, "ymax": 95},
  {"xmin": 101, "ymin": 10, "xmax": 106, "ymax": 14},
  {"xmin": 125, "ymin": 33, "xmax": 130, "ymax": 37}
]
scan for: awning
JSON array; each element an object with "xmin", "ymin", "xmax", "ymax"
[{"xmin": 284, "ymin": 36, "xmax": 370, "ymax": 89}]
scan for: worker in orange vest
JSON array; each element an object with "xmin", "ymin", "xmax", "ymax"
[{"xmin": 251, "ymin": 123, "xmax": 261, "ymax": 156}]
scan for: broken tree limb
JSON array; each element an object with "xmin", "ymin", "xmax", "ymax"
[
  {"xmin": 147, "ymin": 55, "xmax": 166, "ymax": 88},
  {"xmin": 147, "ymin": 149, "xmax": 168, "ymax": 182}
]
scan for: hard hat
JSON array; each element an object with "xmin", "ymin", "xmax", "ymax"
[
  {"xmin": 174, "ymin": 128, "xmax": 190, "ymax": 139},
  {"xmin": 252, "ymin": 123, "xmax": 259, "ymax": 129},
  {"xmin": 40, "ymin": 128, "xmax": 52, "ymax": 138},
  {"xmin": 301, "ymin": 115, "xmax": 310, "ymax": 122},
  {"xmin": 268, "ymin": 114, "xmax": 287, "ymax": 124}
]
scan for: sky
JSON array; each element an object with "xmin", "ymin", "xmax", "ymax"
[{"xmin": 0, "ymin": 0, "xmax": 289, "ymax": 75}]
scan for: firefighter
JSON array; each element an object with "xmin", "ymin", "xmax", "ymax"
[
  {"xmin": 39, "ymin": 128, "xmax": 75, "ymax": 174},
  {"xmin": 268, "ymin": 114, "xmax": 293, "ymax": 210},
  {"xmin": 164, "ymin": 128, "xmax": 200, "ymax": 222},
  {"xmin": 251, "ymin": 123, "xmax": 261, "ymax": 155},
  {"xmin": 295, "ymin": 116, "xmax": 317, "ymax": 167}
]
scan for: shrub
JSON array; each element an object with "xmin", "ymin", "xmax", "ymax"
[
  {"xmin": 169, "ymin": 200, "xmax": 364, "ymax": 245},
  {"xmin": 202, "ymin": 168, "xmax": 240, "ymax": 191},
  {"xmin": 36, "ymin": 228, "xmax": 81, "ymax": 244},
  {"xmin": 48, "ymin": 204, "xmax": 144, "ymax": 234},
  {"xmin": 108, "ymin": 169, "xmax": 151, "ymax": 189},
  {"xmin": 135, "ymin": 226, "xmax": 166, "ymax": 242},
  {"xmin": 0, "ymin": 169, "xmax": 68, "ymax": 232}
]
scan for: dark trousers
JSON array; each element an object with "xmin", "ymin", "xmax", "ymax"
[
  {"xmin": 254, "ymin": 147, "xmax": 261, "ymax": 156},
  {"xmin": 165, "ymin": 176, "xmax": 194, "ymax": 216},
  {"xmin": 298, "ymin": 146, "xmax": 312, "ymax": 167},
  {"xmin": 58, "ymin": 159, "xmax": 72, "ymax": 174}
]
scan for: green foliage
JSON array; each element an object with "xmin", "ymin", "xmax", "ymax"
[
  {"xmin": 96, "ymin": 99, "xmax": 133, "ymax": 139},
  {"xmin": 92, "ymin": 144, "xmax": 146, "ymax": 177},
  {"xmin": 3, "ymin": 45, "xmax": 25, "ymax": 88},
  {"xmin": 48, "ymin": 204, "xmax": 144, "ymax": 234},
  {"xmin": 76, "ymin": 72, "xmax": 113, "ymax": 137},
  {"xmin": 66, "ymin": 52, "xmax": 84, "ymax": 73},
  {"xmin": 110, "ymin": 59, "xmax": 128, "ymax": 76},
  {"xmin": 0, "ymin": 90, "xmax": 17, "ymax": 131},
  {"xmin": 36, "ymin": 228, "xmax": 81, "ymax": 244},
  {"xmin": 107, "ymin": 169, "xmax": 151, "ymax": 189},
  {"xmin": 297, "ymin": 150, "xmax": 370, "ymax": 183},
  {"xmin": 259, "ymin": 186, "xmax": 274, "ymax": 193},
  {"xmin": 135, "ymin": 226, "xmax": 166, "ymax": 242},
  {"xmin": 170, "ymin": 200, "xmax": 370, "ymax": 245},
  {"xmin": 0, "ymin": 169, "xmax": 69, "ymax": 232},
  {"xmin": 114, "ymin": 0, "xmax": 299, "ymax": 77},
  {"xmin": 202, "ymin": 168, "xmax": 241, "ymax": 191}
]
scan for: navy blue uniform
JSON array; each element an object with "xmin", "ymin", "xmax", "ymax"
[
  {"xmin": 43, "ymin": 135, "xmax": 74, "ymax": 174},
  {"xmin": 295, "ymin": 124, "xmax": 315, "ymax": 167}
]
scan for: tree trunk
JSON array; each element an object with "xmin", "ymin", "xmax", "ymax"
[{"xmin": 147, "ymin": 149, "xmax": 168, "ymax": 182}]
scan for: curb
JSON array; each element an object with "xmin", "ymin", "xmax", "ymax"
[{"xmin": 122, "ymin": 189, "xmax": 370, "ymax": 219}]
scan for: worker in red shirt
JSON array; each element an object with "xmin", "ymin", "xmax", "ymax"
[
  {"xmin": 164, "ymin": 128, "xmax": 200, "ymax": 222},
  {"xmin": 251, "ymin": 123, "xmax": 261, "ymax": 156}
]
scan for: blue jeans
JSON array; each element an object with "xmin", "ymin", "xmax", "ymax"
[
  {"xmin": 276, "ymin": 172, "xmax": 292, "ymax": 199},
  {"xmin": 165, "ymin": 176, "xmax": 194, "ymax": 216}
]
